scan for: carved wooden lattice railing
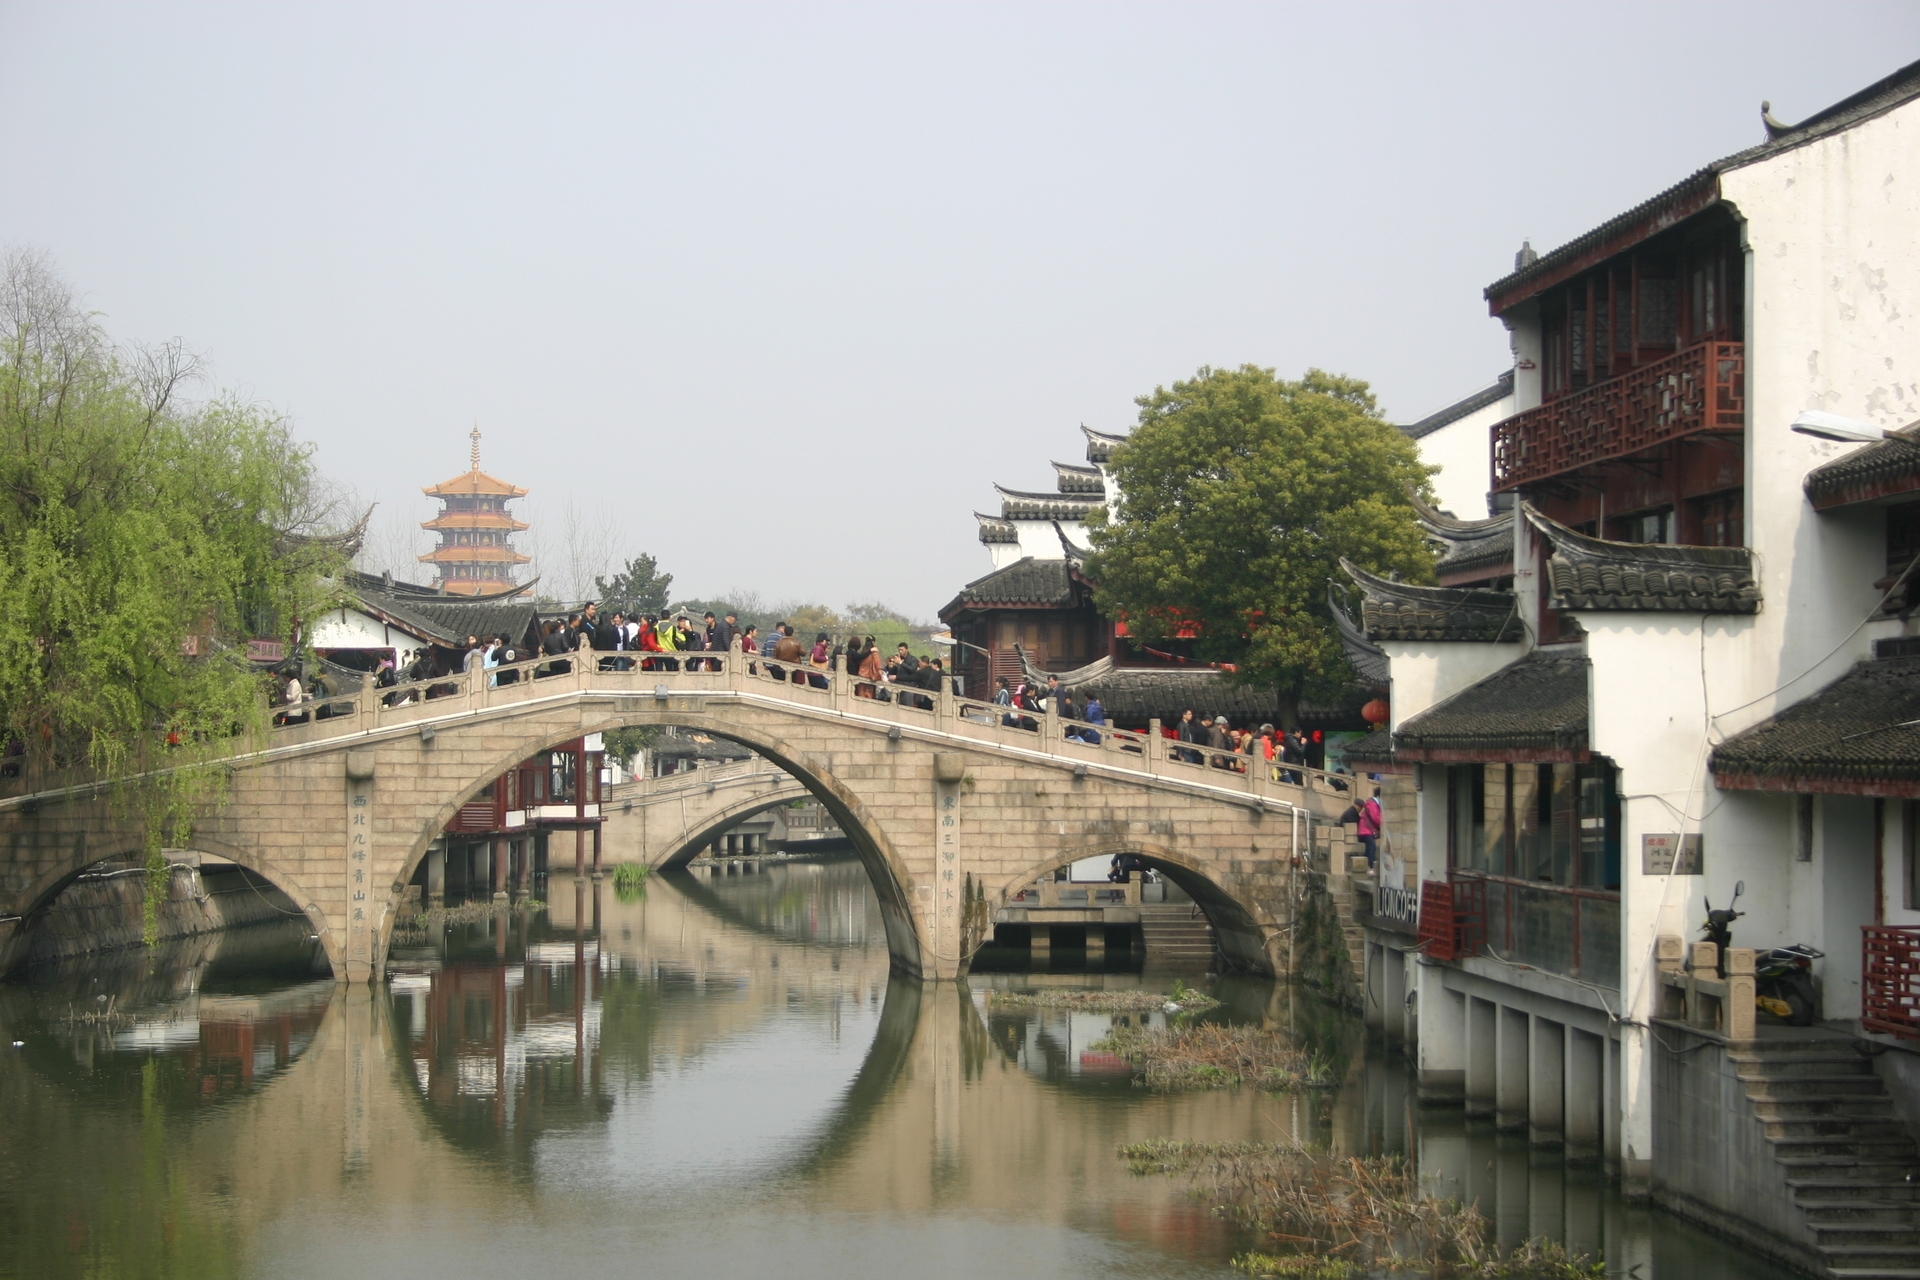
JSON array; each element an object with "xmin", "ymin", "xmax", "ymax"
[{"xmin": 1492, "ymin": 340, "xmax": 1744, "ymax": 490}]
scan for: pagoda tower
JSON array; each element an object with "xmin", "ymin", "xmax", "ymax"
[{"xmin": 418, "ymin": 428, "xmax": 531, "ymax": 595}]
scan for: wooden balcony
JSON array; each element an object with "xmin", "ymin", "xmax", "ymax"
[{"xmin": 1492, "ymin": 341, "xmax": 1743, "ymax": 491}]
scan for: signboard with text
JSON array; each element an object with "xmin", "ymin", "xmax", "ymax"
[{"xmin": 1642, "ymin": 832, "xmax": 1703, "ymax": 876}]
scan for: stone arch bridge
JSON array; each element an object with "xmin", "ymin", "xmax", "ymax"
[{"xmin": 0, "ymin": 652, "xmax": 1350, "ymax": 981}]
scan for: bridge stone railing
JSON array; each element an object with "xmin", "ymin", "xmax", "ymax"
[{"xmin": 252, "ymin": 643, "xmax": 1358, "ymax": 820}]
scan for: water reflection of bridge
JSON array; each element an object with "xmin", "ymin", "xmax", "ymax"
[{"xmin": 0, "ymin": 869, "xmax": 1724, "ymax": 1280}]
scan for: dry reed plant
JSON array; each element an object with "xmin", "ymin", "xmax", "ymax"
[
  {"xmin": 1122, "ymin": 1141, "xmax": 1603, "ymax": 1278},
  {"xmin": 1095, "ymin": 1022, "xmax": 1333, "ymax": 1091},
  {"xmin": 983, "ymin": 989, "xmax": 1220, "ymax": 1014}
]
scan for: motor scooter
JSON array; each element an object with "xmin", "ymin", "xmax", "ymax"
[{"xmin": 1699, "ymin": 880, "xmax": 1823, "ymax": 1027}]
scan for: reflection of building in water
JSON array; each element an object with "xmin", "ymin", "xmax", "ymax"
[{"xmin": 414, "ymin": 734, "xmax": 610, "ymax": 908}]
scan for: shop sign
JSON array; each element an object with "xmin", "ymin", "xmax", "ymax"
[
  {"xmin": 1369, "ymin": 881, "xmax": 1420, "ymax": 934},
  {"xmin": 247, "ymin": 639, "xmax": 285, "ymax": 663}
]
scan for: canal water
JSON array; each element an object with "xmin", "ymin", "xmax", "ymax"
[{"xmin": 0, "ymin": 854, "xmax": 1795, "ymax": 1280}]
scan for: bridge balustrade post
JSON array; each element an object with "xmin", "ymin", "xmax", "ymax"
[
  {"xmin": 937, "ymin": 675, "xmax": 954, "ymax": 725},
  {"xmin": 1043, "ymin": 701, "xmax": 1059, "ymax": 754},
  {"xmin": 1145, "ymin": 719, "xmax": 1161, "ymax": 776},
  {"xmin": 728, "ymin": 638, "xmax": 743, "ymax": 692}
]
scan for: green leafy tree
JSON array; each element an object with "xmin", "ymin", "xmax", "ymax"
[
  {"xmin": 594, "ymin": 552, "xmax": 673, "ymax": 616},
  {"xmin": 1086, "ymin": 365, "xmax": 1434, "ymax": 725},
  {"xmin": 0, "ymin": 250, "xmax": 349, "ymax": 912}
]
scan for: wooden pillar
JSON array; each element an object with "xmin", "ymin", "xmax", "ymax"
[
  {"xmin": 492, "ymin": 837, "xmax": 508, "ymax": 903},
  {"xmin": 574, "ymin": 827, "xmax": 585, "ymax": 879},
  {"xmin": 591, "ymin": 825, "xmax": 602, "ymax": 876}
]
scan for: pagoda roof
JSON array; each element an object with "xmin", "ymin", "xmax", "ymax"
[
  {"xmin": 418, "ymin": 545, "xmax": 532, "ymax": 566},
  {"xmin": 422, "ymin": 511, "xmax": 530, "ymax": 532},
  {"xmin": 975, "ymin": 511, "xmax": 1018, "ymax": 544},
  {"xmin": 423, "ymin": 467, "xmax": 528, "ymax": 498}
]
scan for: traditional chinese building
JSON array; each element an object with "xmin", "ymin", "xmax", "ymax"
[
  {"xmin": 418, "ymin": 428, "xmax": 531, "ymax": 595},
  {"xmin": 1344, "ymin": 59, "xmax": 1920, "ymax": 1253}
]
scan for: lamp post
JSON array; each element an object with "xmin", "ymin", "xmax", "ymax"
[{"xmin": 1790, "ymin": 410, "xmax": 1884, "ymax": 443}]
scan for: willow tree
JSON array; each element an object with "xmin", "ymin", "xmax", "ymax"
[
  {"xmin": 1085, "ymin": 365, "xmax": 1435, "ymax": 725},
  {"xmin": 0, "ymin": 250, "xmax": 349, "ymax": 905}
]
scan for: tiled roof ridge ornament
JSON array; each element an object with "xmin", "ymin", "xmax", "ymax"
[
  {"xmin": 1339, "ymin": 558, "xmax": 1524, "ymax": 644},
  {"xmin": 1521, "ymin": 503, "xmax": 1761, "ymax": 614},
  {"xmin": 1053, "ymin": 520, "xmax": 1091, "ymax": 563},
  {"xmin": 1761, "ymin": 100, "xmax": 1795, "ymax": 142},
  {"xmin": 974, "ymin": 511, "xmax": 1018, "ymax": 544},
  {"xmin": 1328, "ymin": 584, "xmax": 1390, "ymax": 687},
  {"xmin": 1408, "ymin": 489, "xmax": 1510, "ymax": 536}
]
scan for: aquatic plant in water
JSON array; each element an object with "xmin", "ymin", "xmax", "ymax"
[
  {"xmin": 983, "ymin": 988, "xmax": 1220, "ymax": 1014},
  {"xmin": 1122, "ymin": 1141, "xmax": 1603, "ymax": 1278},
  {"xmin": 1093, "ymin": 1023, "xmax": 1333, "ymax": 1091}
]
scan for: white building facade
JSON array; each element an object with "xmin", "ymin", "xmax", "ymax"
[{"xmin": 1346, "ymin": 60, "xmax": 1920, "ymax": 1271}]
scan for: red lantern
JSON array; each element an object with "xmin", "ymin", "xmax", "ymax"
[{"xmin": 1361, "ymin": 698, "xmax": 1390, "ymax": 726}]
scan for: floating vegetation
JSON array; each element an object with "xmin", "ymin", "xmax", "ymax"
[
  {"xmin": 388, "ymin": 898, "xmax": 546, "ymax": 944},
  {"xmin": 612, "ymin": 863, "xmax": 649, "ymax": 901},
  {"xmin": 983, "ymin": 986, "xmax": 1220, "ymax": 1014},
  {"xmin": 1124, "ymin": 1141, "xmax": 1603, "ymax": 1279},
  {"xmin": 1094, "ymin": 1023, "xmax": 1333, "ymax": 1091}
]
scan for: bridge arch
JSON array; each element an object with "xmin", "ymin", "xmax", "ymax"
[
  {"xmin": 2, "ymin": 834, "xmax": 332, "ymax": 977},
  {"xmin": 989, "ymin": 841, "xmax": 1281, "ymax": 975},
  {"xmin": 641, "ymin": 787, "xmax": 813, "ymax": 871},
  {"xmin": 379, "ymin": 708, "xmax": 926, "ymax": 979}
]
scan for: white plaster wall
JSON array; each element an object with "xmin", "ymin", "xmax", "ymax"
[
  {"xmin": 308, "ymin": 607, "xmax": 414, "ymax": 652},
  {"xmin": 1716, "ymin": 100, "xmax": 1920, "ymax": 749},
  {"xmin": 1414, "ymin": 391, "xmax": 1515, "ymax": 521},
  {"xmin": 987, "ymin": 518, "xmax": 1091, "ymax": 572},
  {"xmin": 1882, "ymin": 800, "xmax": 1920, "ymax": 927},
  {"xmin": 1379, "ymin": 643, "xmax": 1526, "ymax": 732}
]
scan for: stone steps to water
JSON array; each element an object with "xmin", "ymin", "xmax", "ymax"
[
  {"xmin": 1736, "ymin": 1037, "xmax": 1920, "ymax": 1279},
  {"xmin": 1138, "ymin": 904, "xmax": 1214, "ymax": 967}
]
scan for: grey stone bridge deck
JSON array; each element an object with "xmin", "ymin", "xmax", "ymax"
[{"xmin": 0, "ymin": 650, "xmax": 1354, "ymax": 982}]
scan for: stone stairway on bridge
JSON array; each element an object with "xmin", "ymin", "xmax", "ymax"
[{"xmin": 1138, "ymin": 902, "xmax": 1215, "ymax": 970}]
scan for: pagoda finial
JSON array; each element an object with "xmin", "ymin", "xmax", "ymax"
[{"xmin": 469, "ymin": 424, "xmax": 481, "ymax": 471}]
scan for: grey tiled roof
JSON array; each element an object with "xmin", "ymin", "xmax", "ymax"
[
  {"xmin": 1711, "ymin": 655, "xmax": 1920, "ymax": 790},
  {"xmin": 351, "ymin": 588, "xmax": 540, "ymax": 648},
  {"xmin": 1400, "ymin": 372, "xmax": 1514, "ymax": 441},
  {"xmin": 1414, "ymin": 496, "xmax": 1514, "ymax": 583},
  {"xmin": 1393, "ymin": 650, "xmax": 1590, "ymax": 761},
  {"xmin": 944, "ymin": 557, "xmax": 1078, "ymax": 610},
  {"xmin": 1804, "ymin": 424, "xmax": 1920, "ymax": 510},
  {"xmin": 1527, "ymin": 508, "xmax": 1759, "ymax": 613},
  {"xmin": 1012, "ymin": 654, "xmax": 1368, "ymax": 728},
  {"xmin": 1343, "ymin": 560, "xmax": 1523, "ymax": 643},
  {"xmin": 1051, "ymin": 461, "xmax": 1106, "ymax": 494},
  {"xmin": 1341, "ymin": 728, "xmax": 1395, "ymax": 765},
  {"xmin": 975, "ymin": 511, "xmax": 1018, "ymax": 544},
  {"xmin": 1329, "ymin": 588, "xmax": 1391, "ymax": 687},
  {"xmin": 996, "ymin": 485, "xmax": 1104, "ymax": 521},
  {"xmin": 1082, "ymin": 424, "xmax": 1126, "ymax": 464},
  {"xmin": 1484, "ymin": 58, "xmax": 1920, "ymax": 308}
]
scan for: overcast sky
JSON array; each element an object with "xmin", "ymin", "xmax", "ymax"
[{"xmin": 2, "ymin": 3, "xmax": 1915, "ymax": 617}]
